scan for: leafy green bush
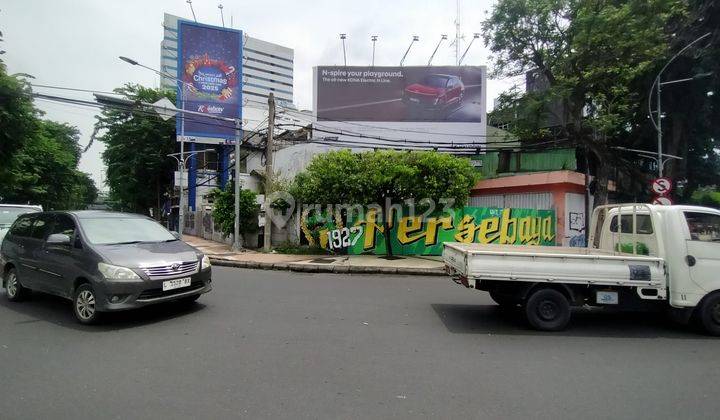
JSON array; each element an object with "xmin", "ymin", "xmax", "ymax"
[{"xmin": 210, "ymin": 183, "xmax": 260, "ymax": 239}]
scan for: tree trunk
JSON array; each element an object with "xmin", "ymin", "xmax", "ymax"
[
  {"xmin": 383, "ymin": 199, "xmax": 393, "ymax": 257},
  {"xmin": 593, "ymin": 149, "xmax": 611, "ymax": 207}
]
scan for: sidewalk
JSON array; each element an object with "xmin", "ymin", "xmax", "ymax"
[{"xmin": 183, "ymin": 235, "xmax": 445, "ymax": 276}]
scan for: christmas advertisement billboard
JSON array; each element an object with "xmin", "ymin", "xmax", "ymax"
[{"xmin": 177, "ymin": 21, "xmax": 243, "ymax": 140}]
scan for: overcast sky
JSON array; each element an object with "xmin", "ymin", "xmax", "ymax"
[{"xmin": 1, "ymin": 0, "xmax": 519, "ymax": 190}]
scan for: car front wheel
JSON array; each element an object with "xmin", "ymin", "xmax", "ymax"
[
  {"xmin": 5, "ymin": 268, "xmax": 30, "ymax": 302},
  {"xmin": 73, "ymin": 284, "xmax": 101, "ymax": 324}
]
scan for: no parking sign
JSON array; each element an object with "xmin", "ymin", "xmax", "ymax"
[{"xmin": 651, "ymin": 178, "xmax": 672, "ymax": 195}]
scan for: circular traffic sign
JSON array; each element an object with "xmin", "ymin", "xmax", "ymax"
[
  {"xmin": 651, "ymin": 177, "xmax": 673, "ymax": 195},
  {"xmin": 652, "ymin": 195, "xmax": 673, "ymax": 206}
]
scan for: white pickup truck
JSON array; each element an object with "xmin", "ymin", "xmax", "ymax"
[{"xmin": 443, "ymin": 204, "xmax": 720, "ymax": 334}]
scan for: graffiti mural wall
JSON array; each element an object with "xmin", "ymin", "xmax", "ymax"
[{"xmin": 300, "ymin": 207, "xmax": 556, "ymax": 255}]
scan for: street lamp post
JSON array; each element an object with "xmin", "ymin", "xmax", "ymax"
[
  {"xmin": 427, "ymin": 34, "xmax": 448, "ymax": 66},
  {"xmin": 458, "ymin": 33, "xmax": 480, "ymax": 65},
  {"xmin": 400, "ymin": 36, "xmax": 419, "ymax": 67},
  {"xmin": 648, "ymin": 32, "xmax": 712, "ymax": 178},
  {"xmin": 340, "ymin": 34, "xmax": 347, "ymax": 66}
]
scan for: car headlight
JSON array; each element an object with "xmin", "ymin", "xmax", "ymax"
[
  {"xmin": 201, "ymin": 254, "xmax": 211, "ymax": 270},
  {"xmin": 98, "ymin": 262, "xmax": 140, "ymax": 281}
]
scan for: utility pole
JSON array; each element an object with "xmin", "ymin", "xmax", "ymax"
[
  {"xmin": 656, "ymin": 77, "xmax": 663, "ymax": 177},
  {"xmin": 263, "ymin": 93, "xmax": 275, "ymax": 252},
  {"xmin": 233, "ymin": 118, "xmax": 242, "ymax": 250}
]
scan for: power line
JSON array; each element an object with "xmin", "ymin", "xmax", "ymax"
[
  {"xmin": 245, "ymin": 97, "xmax": 517, "ymax": 139},
  {"xmin": 279, "ymin": 123, "xmax": 530, "ymax": 148}
]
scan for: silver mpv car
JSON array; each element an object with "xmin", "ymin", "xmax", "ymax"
[{"xmin": 1, "ymin": 211, "xmax": 212, "ymax": 324}]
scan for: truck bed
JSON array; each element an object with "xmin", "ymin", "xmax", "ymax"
[{"xmin": 443, "ymin": 242, "xmax": 666, "ymax": 288}]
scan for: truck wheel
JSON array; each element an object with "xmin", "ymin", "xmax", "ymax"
[
  {"xmin": 489, "ymin": 291, "xmax": 518, "ymax": 308},
  {"xmin": 698, "ymin": 293, "xmax": 720, "ymax": 336},
  {"xmin": 525, "ymin": 288, "xmax": 571, "ymax": 331}
]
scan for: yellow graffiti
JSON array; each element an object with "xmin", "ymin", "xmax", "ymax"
[
  {"xmin": 299, "ymin": 207, "xmax": 556, "ymax": 249},
  {"xmin": 397, "ymin": 215, "xmax": 453, "ymax": 246},
  {"xmin": 354, "ymin": 208, "xmax": 385, "ymax": 251},
  {"xmin": 478, "ymin": 217, "xmax": 500, "ymax": 244}
]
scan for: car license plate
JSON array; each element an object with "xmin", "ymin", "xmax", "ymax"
[
  {"xmin": 409, "ymin": 97, "xmax": 420, "ymax": 103},
  {"xmin": 163, "ymin": 277, "xmax": 191, "ymax": 291},
  {"xmin": 596, "ymin": 291, "xmax": 618, "ymax": 305}
]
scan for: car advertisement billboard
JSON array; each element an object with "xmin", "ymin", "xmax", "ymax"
[
  {"xmin": 315, "ymin": 66, "xmax": 485, "ymax": 123},
  {"xmin": 313, "ymin": 65, "xmax": 486, "ymax": 147},
  {"xmin": 177, "ymin": 21, "xmax": 243, "ymax": 141}
]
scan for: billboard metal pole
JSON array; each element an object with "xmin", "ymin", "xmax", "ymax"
[{"xmin": 371, "ymin": 35, "xmax": 378, "ymax": 66}]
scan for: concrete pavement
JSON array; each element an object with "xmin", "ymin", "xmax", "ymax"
[{"xmin": 184, "ymin": 235, "xmax": 446, "ymax": 275}]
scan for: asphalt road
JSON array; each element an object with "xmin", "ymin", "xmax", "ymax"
[{"xmin": 1, "ymin": 267, "xmax": 719, "ymax": 419}]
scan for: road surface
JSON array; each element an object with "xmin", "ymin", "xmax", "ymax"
[{"xmin": 1, "ymin": 267, "xmax": 719, "ymax": 419}]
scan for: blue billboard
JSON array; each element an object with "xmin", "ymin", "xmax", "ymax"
[{"xmin": 177, "ymin": 21, "xmax": 243, "ymax": 140}]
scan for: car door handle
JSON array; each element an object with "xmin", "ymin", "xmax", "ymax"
[{"xmin": 686, "ymin": 255, "xmax": 696, "ymax": 267}]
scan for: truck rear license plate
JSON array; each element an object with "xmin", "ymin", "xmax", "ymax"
[{"xmin": 596, "ymin": 291, "xmax": 618, "ymax": 305}]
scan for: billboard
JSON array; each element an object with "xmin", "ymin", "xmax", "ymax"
[
  {"xmin": 300, "ymin": 207, "xmax": 556, "ymax": 256},
  {"xmin": 177, "ymin": 21, "xmax": 243, "ymax": 141},
  {"xmin": 313, "ymin": 65, "xmax": 486, "ymax": 147}
]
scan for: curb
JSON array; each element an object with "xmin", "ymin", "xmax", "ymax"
[{"xmin": 209, "ymin": 257, "xmax": 445, "ymax": 276}]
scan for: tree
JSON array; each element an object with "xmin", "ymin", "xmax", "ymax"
[
  {"xmin": 290, "ymin": 150, "xmax": 478, "ymax": 256},
  {"xmin": 484, "ymin": 0, "xmax": 683, "ymax": 205},
  {"xmin": 0, "ymin": 30, "xmax": 37, "ymax": 181},
  {"xmin": 632, "ymin": 0, "xmax": 720, "ymax": 201},
  {"xmin": 2, "ymin": 120, "xmax": 97, "ymax": 209},
  {"xmin": 95, "ymin": 84, "xmax": 176, "ymax": 215},
  {"xmin": 209, "ymin": 183, "xmax": 260, "ymax": 240}
]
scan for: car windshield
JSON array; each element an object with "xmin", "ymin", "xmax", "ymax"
[
  {"xmin": 420, "ymin": 75, "xmax": 449, "ymax": 88},
  {"xmin": 80, "ymin": 217, "xmax": 176, "ymax": 245},
  {"xmin": 0, "ymin": 207, "xmax": 39, "ymax": 225}
]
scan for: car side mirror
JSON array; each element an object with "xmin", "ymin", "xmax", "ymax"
[
  {"xmin": 171, "ymin": 231, "xmax": 181, "ymax": 239},
  {"xmin": 46, "ymin": 233, "xmax": 71, "ymax": 246}
]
